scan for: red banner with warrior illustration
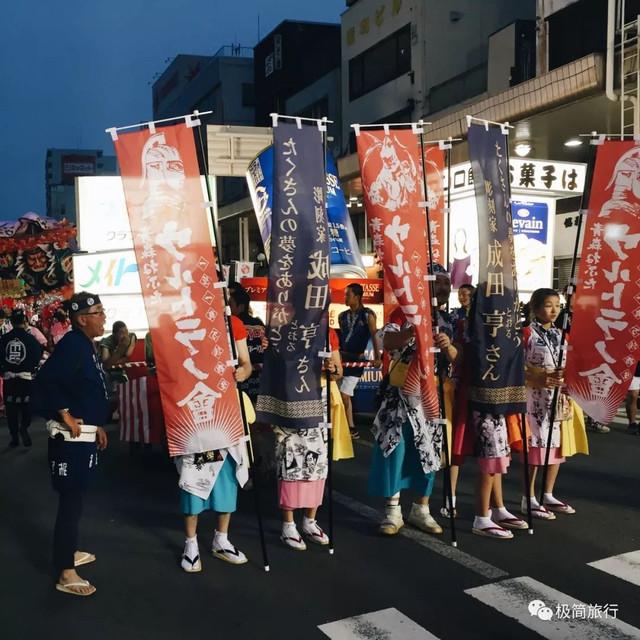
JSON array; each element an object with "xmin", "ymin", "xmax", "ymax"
[
  {"xmin": 112, "ymin": 123, "xmax": 244, "ymax": 456},
  {"xmin": 423, "ymin": 145, "xmax": 446, "ymax": 266},
  {"xmin": 565, "ymin": 141, "xmax": 640, "ymax": 424},
  {"xmin": 356, "ymin": 129, "xmax": 439, "ymax": 419}
]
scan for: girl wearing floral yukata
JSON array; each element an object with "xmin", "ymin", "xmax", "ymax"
[
  {"xmin": 277, "ymin": 329, "xmax": 344, "ymax": 550},
  {"xmin": 369, "ymin": 267, "xmax": 455, "ymax": 537},
  {"xmin": 522, "ymin": 288, "xmax": 576, "ymax": 520}
]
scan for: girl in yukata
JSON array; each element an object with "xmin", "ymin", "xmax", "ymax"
[
  {"xmin": 522, "ymin": 288, "xmax": 576, "ymax": 520},
  {"xmin": 177, "ymin": 314, "xmax": 253, "ymax": 572},
  {"xmin": 450, "ymin": 299, "xmax": 528, "ymax": 539},
  {"xmin": 369, "ymin": 268, "xmax": 455, "ymax": 538},
  {"xmin": 277, "ymin": 329, "xmax": 344, "ymax": 551}
]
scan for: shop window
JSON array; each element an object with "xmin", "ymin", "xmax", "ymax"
[{"xmin": 220, "ymin": 217, "xmax": 241, "ymax": 263}]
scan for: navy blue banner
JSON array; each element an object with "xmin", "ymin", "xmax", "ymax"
[
  {"xmin": 255, "ymin": 122, "xmax": 330, "ymax": 429},
  {"xmin": 467, "ymin": 124, "xmax": 526, "ymax": 414},
  {"xmin": 247, "ymin": 146, "xmax": 366, "ymax": 276}
]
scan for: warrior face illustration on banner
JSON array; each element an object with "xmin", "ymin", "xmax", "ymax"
[
  {"xmin": 141, "ymin": 133, "xmax": 186, "ymax": 190},
  {"xmin": 140, "ymin": 133, "xmax": 187, "ymax": 220},
  {"xmin": 364, "ymin": 134, "xmax": 419, "ymax": 212},
  {"xmin": 601, "ymin": 147, "xmax": 640, "ymax": 218}
]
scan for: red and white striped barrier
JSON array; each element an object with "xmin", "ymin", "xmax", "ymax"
[{"xmin": 118, "ymin": 374, "xmax": 164, "ymax": 445}]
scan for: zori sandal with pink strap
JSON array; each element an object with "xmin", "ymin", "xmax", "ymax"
[{"xmin": 472, "ymin": 525, "xmax": 513, "ymax": 539}]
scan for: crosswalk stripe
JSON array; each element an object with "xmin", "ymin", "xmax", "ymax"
[
  {"xmin": 588, "ymin": 551, "xmax": 640, "ymax": 587},
  {"xmin": 318, "ymin": 607, "xmax": 439, "ymax": 639},
  {"xmin": 465, "ymin": 576, "xmax": 640, "ymax": 639}
]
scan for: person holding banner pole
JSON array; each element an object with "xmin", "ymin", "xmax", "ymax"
[
  {"xmin": 191, "ymin": 123, "xmax": 271, "ymax": 572},
  {"xmin": 369, "ymin": 306, "xmax": 454, "ymax": 536},
  {"xmin": 522, "ymin": 288, "xmax": 576, "ymax": 519},
  {"xmin": 276, "ymin": 329, "xmax": 340, "ymax": 551},
  {"xmin": 419, "ymin": 128, "xmax": 458, "ymax": 545},
  {"xmin": 177, "ymin": 314, "xmax": 253, "ymax": 571}
]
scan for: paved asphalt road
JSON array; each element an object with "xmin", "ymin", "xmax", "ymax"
[{"xmin": 1, "ymin": 412, "xmax": 639, "ymax": 640}]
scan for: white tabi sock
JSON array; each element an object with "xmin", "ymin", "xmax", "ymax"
[
  {"xmin": 473, "ymin": 515, "xmax": 495, "ymax": 529},
  {"xmin": 303, "ymin": 516, "xmax": 316, "ymax": 528},
  {"xmin": 524, "ymin": 495, "xmax": 540, "ymax": 508},
  {"xmin": 213, "ymin": 531, "xmax": 228, "ymax": 547},
  {"xmin": 543, "ymin": 492, "xmax": 563, "ymax": 506},
  {"xmin": 282, "ymin": 521, "xmax": 297, "ymax": 533},
  {"xmin": 184, "ymin": 536, "xmax": 198, "ymax": 555},
  {"xmin": 491, "ymin": 507, "xmax": 518, "ymax": 521},
  {"xmin": 412, "ymin": 502, "xmax": 430, "ymax": 514}
]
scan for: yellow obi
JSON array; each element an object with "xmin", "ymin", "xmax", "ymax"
[
  {"xmin": 329, "ymin": 380, "xmax": 354, "ymax": 461},
  {"xmin": 561, "ymin": 400, "xmax": 589, "ymax": 457}
]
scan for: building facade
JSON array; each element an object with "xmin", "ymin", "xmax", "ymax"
[
  {"xmin": 340, "ymin": 0, "xmax": 536, "ymax": 153},
  {"xmin": 152, "ymin": 46, "xmax": 256, "ymax": 207},
  {"xmin": 253, "ymin": 21, "xmax": 341, "ymax": 127},
  {"xmin": 337, "ymin": 0, "xmax": 640, "ymax": 291},
  {"xmin": 214, "ymin": 21, "xmax": 344, "ymax": 265},
  {"xmin": 45, "ymin": 148, "xmax": 117, "ymax": 224}
]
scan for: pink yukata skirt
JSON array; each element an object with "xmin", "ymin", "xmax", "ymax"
[
  {"xmin": 527, "ymin": 446, "xmax": 565, "ymax": 466},
  {"xmin": 278, "ymin": 479, "xmax": 326, "ymax": 510}
]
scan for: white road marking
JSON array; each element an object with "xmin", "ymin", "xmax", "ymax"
[
  {"xmin": 465, "ymin": 576, "xmax": 640, "ymax": 639},
  {"xmin": 333, "ymin": 491, "xmax": 508, "ymax": 580},
  {"xmin": 588, "ymin": 551, "xmax": 640, "ymax": 587},
  {"xmin": 318, "ymin": 607, "xmax": 439, "ymax": 640}
]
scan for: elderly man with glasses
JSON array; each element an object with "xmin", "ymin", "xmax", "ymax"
[{"xmin": 35, "ymin": 292, "xmax": 109, "ymax": 597}]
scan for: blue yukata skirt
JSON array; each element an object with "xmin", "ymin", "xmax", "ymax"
[
  {"xmin": 180, "ymin": 456, "xmax": 238, "ymax": 515},
  {"xmin": 369, "ymin": 422, "xmax": 435, "ymax": 497}
]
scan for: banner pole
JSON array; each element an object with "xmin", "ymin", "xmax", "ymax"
[
  {"xmin": 322, "ymin": 124, "xmax": 335, "ymax": 556},
  {"xmin": 440, "ymin": 141, "xmax": 453, "ymax": 516},
  {"xmin": 445, "ymin": 144, "xmax": 452, "ymax": 277},
  {"xmin": 418, "ymin": 130, "xmax": 457, "ymax": 548},
  {"xmin": 499, "ymin": 136, "xmax": 533, "ymax": 534},
  {"xmin": 194, "ymin": 125, "xmax": 271, "ymax": 573},
  {"xmin": 537, "ymin": 137, "xmax": 600, "ymax": 509},
  {"xmin": 520, "ymin": 412, "xmax": 534, "ymax": 534}
]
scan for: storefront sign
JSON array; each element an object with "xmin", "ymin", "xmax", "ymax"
[
  {"xmin": 511, "ymin": 200, "xmax": 554, "ymax": 293},
  {"xmin": 449, "ymin": 158, "xmax": 586, "ymax": 197},
  {"xmin": 73, "ymin": 250, "xmax": 141, "ymax": 295},
  {"xmin": 240, "ymin": 277, "xmax": 383, "ymax": 304}
]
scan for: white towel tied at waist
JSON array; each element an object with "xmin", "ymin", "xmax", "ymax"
[
  {"xmin": 46, "ymin": 420, "xmax": 98, "ymax": 443},
  {"xmin": 3, "ymin": 371, "xmax": 34, "ymax": 381}
]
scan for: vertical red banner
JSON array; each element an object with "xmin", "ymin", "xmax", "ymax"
[
  {"xmin": 423, "ymin": 144, "xmax": 446, "ymax": 266},
  {"xmin": 565, "ymin": 141, "xmax": 640, "ymax": 423},
  {"xmin": 356, "ymin": 129, "xmax": 439, "ymax": 419},
  {"xmin": 113, "ymin": 124, "xmax": 244, "ymax": 456}
]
